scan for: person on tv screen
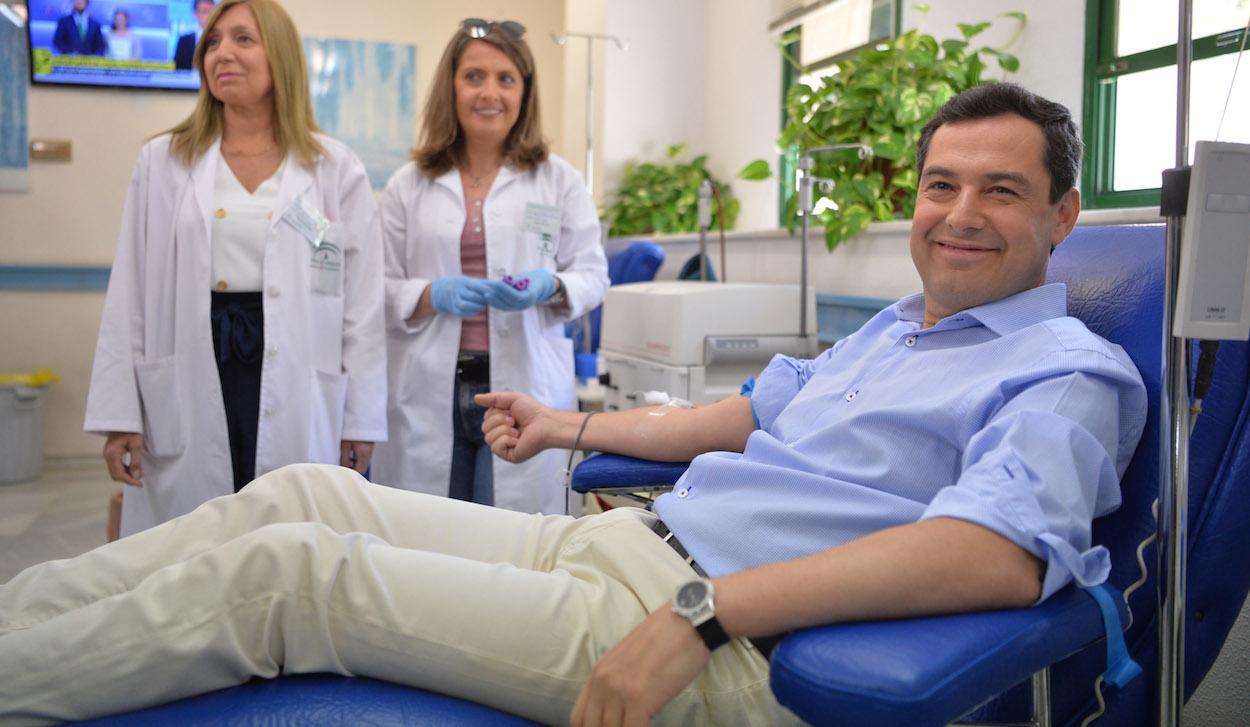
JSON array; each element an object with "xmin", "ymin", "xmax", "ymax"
[
  {"xmin": 52, "ymin": 0, "xmax": 108, "ymax": 56},
  {"xmin": 174, "ymin": 0, "xmax": 216, "ymax": 69},
  {"xmin": 103, "ymin": 9, "xmax": 141, "ymax": 60}
]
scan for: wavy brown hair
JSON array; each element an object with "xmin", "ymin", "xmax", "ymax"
[
  {"xmin": 164, "ymin": 0, "xmax": 324, "ymax": 167},
  {"xmin": 413, "ymin": 25, "xmax": 547, "ymax": 176}
]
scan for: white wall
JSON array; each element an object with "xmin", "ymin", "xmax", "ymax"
[
  {"xmin": 703, "ymin": 0, "xmax": 782, "ymax": 233},
  {"xmin": 597, "ymin": 0, "xmax": 1090, "ymax": 237},
  {"xmin": 901, "ymin": 0, "xmax": 1087, "ymax": 124},
  {"xmin": 601, "ymin": 0, "xmax": 709, "ymax": 204},
  {"xmin": 600, "ymin": 0, "xmax": 780, "ymax": 231}
]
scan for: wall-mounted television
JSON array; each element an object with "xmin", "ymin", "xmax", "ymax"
[{"xmin": 25, "ymin": 0, "xmax": 212, "ymax": 90}]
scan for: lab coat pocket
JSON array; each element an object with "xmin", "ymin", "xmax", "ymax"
[
  {"xmin": 310, "ymin": 223, "xmax": 345, "ymax": 297},
  {"xmin": 134, "ymin": 355, "xmax": 187, "ymax": 458},
  {"xmin": 308, "ymin": 367, "xmax": 348, "ymax": 464}
]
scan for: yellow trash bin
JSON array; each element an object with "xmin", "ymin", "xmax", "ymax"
[{"xmin": 0, "ymin": 368, "xmax": 59, "ymax": 484}]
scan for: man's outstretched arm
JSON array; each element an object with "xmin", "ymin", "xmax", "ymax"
[
  {"xmin": 476, "ymin": 391, "xmax": 756, "ymax": 464},
  {"xmin": 571, "ymin": 517, "xmax": 1043, "ymax": 727}
]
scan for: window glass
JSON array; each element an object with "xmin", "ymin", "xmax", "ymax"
[
  {"xmin": 1116, "ymin": 0, "xmax": 1249, "ymax": 57},
  {"xmin": 800, "ymin": 0, "xmax": 873, "ymax": 67},
  {"xmin": 1112, "ymin": 52, "xmax": 1250, "ymax": 190}
]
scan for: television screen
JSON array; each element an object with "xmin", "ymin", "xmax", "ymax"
[{"xmin": 25, "ymin": 0, "xmax": 213, "ymax": 90}]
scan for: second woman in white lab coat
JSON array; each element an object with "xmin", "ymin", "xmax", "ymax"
[
  {"xmin": 84, "ymin": 0, "xmax": 387, "ymax": 536},
  {"xmin": 372, "ymin": 19, "xmax": 608, "ymax": 513}
]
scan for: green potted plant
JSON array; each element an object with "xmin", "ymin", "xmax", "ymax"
[
  {"xmin": 605, "ymin": 144, "xmax": 740, "ymax": 237},
  {"xmin": 739, "ymin": 10, "xmax": 1025, "ymax": 250}
]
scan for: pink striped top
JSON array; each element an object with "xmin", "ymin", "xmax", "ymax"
[{"xmin": 459, "ymin": 187, "xmax": 489, "ymax": 353}]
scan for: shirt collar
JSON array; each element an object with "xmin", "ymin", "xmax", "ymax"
[{"xmin": 891, "ymin": 283, "xmax": 1069, "ymax": 336}]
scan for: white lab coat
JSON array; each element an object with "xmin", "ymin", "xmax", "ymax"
[
  {"xmin": 84, "ymin": 134, "xmax": 387, "ymax": 536},
  {"xmin": 372, "ymin": 155, "xmax": 608, "ymax": 513}
]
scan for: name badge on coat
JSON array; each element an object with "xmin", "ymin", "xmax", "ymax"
[
  {"xmin": 282, "ymin": 196, "xmax": 341, "ymax": 295},
  {"xmin": 282, "ymin": 194, "xmax": 331, "ymax": 248},
  {"xmin": 523, "ymin": 202, "xmax": 561, "ymax": 258},
  {"xmin": 310, "ymin": 239, "xmax": 343, "ymax": 296}
]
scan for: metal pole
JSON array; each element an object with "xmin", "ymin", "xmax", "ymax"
[
  {"xmin": 798, "ymin": 156, "xmax": 813, "ymax": 339},
  {"xmin": 552, "ymin": 32, "xmax": 626, "ymax": 354},
  {"xmin": 584, "ymin": 44, "xmax": 594, "ymax": 197},
  {"xmin": 1157, "ymin": 1, "xmax": 1193, "ymax": 725},
  {"xmin": 697, "ymin": 179, "xmax": 712, "ymax": 281},
  {"xmin": 794, "ymin": 144, "xmax": 872, "ymax": 341}
]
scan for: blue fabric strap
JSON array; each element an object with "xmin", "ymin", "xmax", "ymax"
[
  {"xmin": 1083, "ymin": 584, "xmax": 1142, "ymax": 688},
  {"xmin": 740, "ymin": 376, "xmax": 760, "ymax": 429}
]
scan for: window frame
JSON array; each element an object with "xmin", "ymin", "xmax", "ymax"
[
  {"xmin": 1081, "ymin": 0, "xmax": 1250, "ymax": 209},
  {"xmin": 777, "ymin": 0, "xmax": 902, "ymax": 226}
]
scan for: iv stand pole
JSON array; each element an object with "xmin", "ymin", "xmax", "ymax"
[
  {"xmin": 1158, "ymin": 0, "xmax": 1193, "ymax": 724},
  {"xmin": 552, "ymin": 31, "xmax": 627, "ymax": 352},
  {"xmin": 551, "ymin": 32, "xmax": 628, "ymax": 197},
  {"xmin": 796, "ymin": 144, "xmax": 872, "ymax": 348}
]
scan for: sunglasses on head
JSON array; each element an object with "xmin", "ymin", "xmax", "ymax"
[{"xmin": 461, "ymin": 18, "xmax": 526, "ymax": 41}]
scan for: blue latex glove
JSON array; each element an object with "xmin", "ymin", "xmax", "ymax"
[
  {"xmin": 429, "ymin": 276, "xmax": 493, "ymax": 317},
  {"xmin": 484, "ymin": 269, "xmax": 557, "ymax": 311}
]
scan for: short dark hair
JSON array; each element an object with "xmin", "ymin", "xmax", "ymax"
[{"xmin": 916, "ymin": 83, "xmax": 1082, "ymax": 204}]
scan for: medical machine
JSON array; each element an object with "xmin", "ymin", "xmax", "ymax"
[
  {"xmin": 1173, "ymin": 140, "xmax": 1250, "ymax": 341},
  {"xmin": 597, "ymin": 281, "xmax": 817, "ymax": 410}
]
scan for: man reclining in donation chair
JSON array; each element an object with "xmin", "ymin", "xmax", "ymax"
[{"xmin": 0, "ymin": 82, "xmax": 1145, "ymax": 727}]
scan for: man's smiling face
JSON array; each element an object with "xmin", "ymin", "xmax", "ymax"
[{"xmin": 910, "ymin": 112, "xmax": 1080, "ymax": 328}]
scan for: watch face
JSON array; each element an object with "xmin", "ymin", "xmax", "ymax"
[{"xmin": 675, "ymin": 580, "xmax": 710, "ymax": 609}]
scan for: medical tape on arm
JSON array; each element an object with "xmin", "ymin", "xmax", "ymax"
[{"xmin": 631, "ymin": 392, "xmax": 694, "ymax": 439}]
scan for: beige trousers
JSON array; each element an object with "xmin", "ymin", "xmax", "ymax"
[{"xmin": 0, "ymin": 464, "xmax": 796, "ymax": 726}]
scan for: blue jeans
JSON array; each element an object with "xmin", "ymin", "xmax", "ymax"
[{"xmin": 449, "ymin": 377, "xmax": 494, "ymax": 505}]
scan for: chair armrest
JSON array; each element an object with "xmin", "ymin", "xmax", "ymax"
[
  {"xmin": 769, "ymin": 585, "xmax": 1123, "ymax": 727},
  {"xmin": 570, "ymin": 453, "xmax": 690, "ymax": 494}
]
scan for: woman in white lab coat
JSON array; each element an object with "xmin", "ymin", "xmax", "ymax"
[
  {"xmin": 84, "ymin": 0, "xmax": 386, "ymax": 536},
  {"xmin": 372, "ymin": 20, "xmax": 608, "ymax": 513}
]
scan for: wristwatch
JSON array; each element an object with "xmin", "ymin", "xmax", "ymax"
[
  {"xmin": 545, "ymin": 276, "xmax": 567, "ymax": 306},
  {"xmin": 672, "ymin": 578, "xmax": 731, "ymax": 652}
]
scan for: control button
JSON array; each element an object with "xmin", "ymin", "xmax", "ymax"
[
  {"xmin": 214, "ymin": 208, "xmax": 226, "ymax": 219},
  {"xmin": 905, "ymin": 335, "xmax": 917, "ymax": 347},
  {"xmin": 844, "ymin": 390, "xmax": 858, "ymax": 402},
  {"xmin": 676, "ymin": 488, "xmax": 689, "ymax": 498}
]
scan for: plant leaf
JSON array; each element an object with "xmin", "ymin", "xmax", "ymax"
[
  {"xmin": 957, "ymin": 22, "xmax": 990, "ymax": 39},
  {"xmin": 737, "ymin": 159, "xmax": 772, "ymax": 180}
]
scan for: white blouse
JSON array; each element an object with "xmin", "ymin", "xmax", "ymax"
[{"xmin": 209, "ymin": 158, "xmax": 284, "ymax": 292}]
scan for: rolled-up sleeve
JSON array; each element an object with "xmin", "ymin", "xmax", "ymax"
[{"xmin": 921, "ymin": 363, "xmax": 1145, "ymax": 602}]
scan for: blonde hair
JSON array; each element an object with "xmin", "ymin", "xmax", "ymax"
[
  {"xmin": 413, "ymin": 26, "xmax": 547, "ymax": 176},
  {"xmin": 165, "ymin": 0, "xmax": 324, "ymax": 167}
]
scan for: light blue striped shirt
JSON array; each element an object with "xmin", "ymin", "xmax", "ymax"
[{"xmin": 654, "ymin": 283, "xmax": 1147, "ymax": 602}]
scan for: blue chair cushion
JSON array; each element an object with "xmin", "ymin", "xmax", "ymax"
[
  {"xmin": 73, "ymin": 674, "xmax": 539, "ymax": 726},
  {"xmin": 571, "ymin": 452, "xmax": 689, "ymax": 493}
]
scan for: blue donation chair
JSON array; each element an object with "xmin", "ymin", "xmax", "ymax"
[
  {"xmin": 75, "ymin": 225, "xmax": 1250, "ymax": 725},
  {"xmin": 567, "ymin": 241, "xmax": 665, "ymax": 354}
]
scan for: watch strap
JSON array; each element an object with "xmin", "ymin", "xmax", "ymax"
[
  {"xmin": 546, "ymin": 276, "xmax": 567, "ymax": 306},
  {"xmin": 695, "ymin": 615, "xmax": 731, "ymax": 652}
]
